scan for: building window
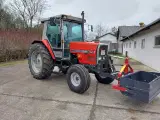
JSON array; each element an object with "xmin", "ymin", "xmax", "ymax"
[
  {"xmin": 129, "ymin": 42, "xmax": 131, "ymax": 48},
  {"xmin": 155, "ymin": 35, "xmax": 160, "ymax": 46},
  {"xmin": 126, "ymin": 43, "xmax": 128, "ymax": 48},
  {"xmin": 141, "ymin": 39, "xmax": 145, "ymax": 49},
  {"xmin": 134, "ymin": 41, "xmax": 136, "ymax": 48}
]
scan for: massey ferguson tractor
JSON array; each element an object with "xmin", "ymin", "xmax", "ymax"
[
  {"xmin": 28, "ymin": 11, "xmax": 115, "ymax": 94},
  {"xmin": 28, "ymin": 12, "xmax": 160, "ymax": 103}
]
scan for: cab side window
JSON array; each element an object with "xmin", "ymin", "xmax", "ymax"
[{"xmin": 46, "ymin": 23, "xmax": 61, "ymax": 48}]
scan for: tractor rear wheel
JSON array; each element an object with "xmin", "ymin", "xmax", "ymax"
[
  {"xmin": 66, "ymin": 64, "xmax": 91, "ymax": 94},
  {"xmin": 95, "ymin": 73, "xmax": 114, "ymax": 84},
  {"xmin": 28, "ymin": 43, "xmax": 53, "ymax": 79}
]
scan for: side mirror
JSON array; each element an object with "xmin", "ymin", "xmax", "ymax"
[{"xmin": 91, "ymin": 25, "xmax": 93, "ymax": 32}]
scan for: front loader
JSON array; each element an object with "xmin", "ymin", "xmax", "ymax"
[{"xmin": 28, "ymin": 12, "xmax": 115, "ymax": 94}]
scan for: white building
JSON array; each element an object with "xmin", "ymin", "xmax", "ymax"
[
  {"xmin": 117, "ymin": 26, "xmax": 140, "ymax": 53},
  {"xmin": 122, "ymin": 18, "xmax": 160, "ymax": 71},
  {"xmin": 98, "ymin": 33, "xmax": 117, "ymax": 52}
]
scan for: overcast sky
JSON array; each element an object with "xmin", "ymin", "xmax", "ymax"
[{"xmin": 43, "ymin": 0, "xmax": 160, "ymax": 28}]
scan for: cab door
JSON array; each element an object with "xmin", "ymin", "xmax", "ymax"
[
  {"xmin": 46, "ymin": 21, "xmax": 63, "ymax": 58},
  {"xmin": 63, "ymin": 21, "xmax": 83, "ymax": 58}
]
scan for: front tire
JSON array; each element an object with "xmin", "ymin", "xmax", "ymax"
[
  {"xmin": 95, "ymin": 73, "xmax": 114, "ymax": 84},
  {"xmin": 28, "ymin": 43, "xmax": 53, "ymax": 79},
  {"xmin": 66, "ymin": 64, "xmax": 91, "ymax": 94}
]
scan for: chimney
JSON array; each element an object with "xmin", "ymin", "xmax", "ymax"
[{"xmin": 139, "ymin": 22, "xmax": 145, "ymax": 27}]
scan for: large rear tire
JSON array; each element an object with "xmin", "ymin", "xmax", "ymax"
[
  {"xmin": 28, "ymin": 43, "xmax": 53, "ymax": 79},
  {"xmin": 66, "ymin": 64, "xmax": 91, "ymax": 94},
  {"xmin": 95, "ymin": 73, "xmax": 114, "ymax": 84}
]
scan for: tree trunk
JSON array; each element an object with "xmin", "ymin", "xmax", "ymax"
[{"xmin": 30, "ymin": 18, "xmax": 33, "ymax": 28}]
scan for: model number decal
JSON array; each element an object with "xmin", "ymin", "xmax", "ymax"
[{"xmin": 71, "ymin": 49, "xmax": 94, "ymax": 54}]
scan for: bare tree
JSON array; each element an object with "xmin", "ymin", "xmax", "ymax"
[
  {"xmin": 10, "ymin": 0, "xmax": 48, "ymax": 28},
  {"xmin": 0, "ymin": 0, "xmax": 5, "ymax": 18},
  {"xmin": 0, "ymin": 0, "xmax": 4, "ymax": 9},
  {"xmin": 111, "ymin": 26, "xmax": 118, "ymax": 36},
  {"xmin": 0, "ymin": 1, "xmax": 17, "ymax": 29},
  {"xmin": 95, "ymin": 23, "xmax": 108, "ymax": 37},
  {"xmin": 0, "ymin": 0, "xmax": 4, "ymax": 25},
  {"xmin": 84, "ymin": 30, "xmax": 88, "ymax": 40}
]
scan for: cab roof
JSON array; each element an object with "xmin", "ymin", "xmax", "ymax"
[{"xmin": 41, "ymin": 14, "xmax": 86, "ymax": 23}]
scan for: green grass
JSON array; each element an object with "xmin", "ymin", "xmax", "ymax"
[
  {"xmin": 109, "ymin": 53, "xmax": 125, "ymax": 59},
  {"xmin": 109, "ymin": 53, "xmax": 135, "ymax": 60},
  {"xmin": 0, "ymin": 60, "xmax": 27, "ymax": 67}
]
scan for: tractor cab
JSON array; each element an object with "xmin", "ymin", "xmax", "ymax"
[
  {"xmin": 29, "ymin": 12, "xmax": 115, "ymax": 94},
  {"xmin": 41, "ymin": 14, "xmax": 86, "ymax": 59}
]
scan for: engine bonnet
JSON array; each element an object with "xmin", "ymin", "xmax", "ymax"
[{"xmin": 70, "ymin": 41, "xmax": 99, "ymax": 52}]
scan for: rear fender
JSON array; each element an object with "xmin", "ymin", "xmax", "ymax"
[{"xmin": 32, "ymin": 40, "xmax": 55, "ymax": 60}]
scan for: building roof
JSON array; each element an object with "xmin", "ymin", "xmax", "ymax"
[
  {"xmin": 98, "ymin": 32, "xmax": 116, "ymax": 39},
  {"xmin": 118, "ymin": 26, "xmax": 141, "ymax": 39},
  {"xmin": 122, "ymin": 17, "xmax": 160, "ymax": 41}
]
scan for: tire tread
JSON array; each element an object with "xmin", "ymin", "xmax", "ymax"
[
  {"xmin": 66, "ymin": 64, "xmax": 91, "ymax": 94},
  {"xmin": 28, "ymin": 43, "xmax": 54, "ymax": 79}
]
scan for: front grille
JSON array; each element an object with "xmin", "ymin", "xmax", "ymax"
[
  {"xmin": 98, "ymin": 44, "xmax": 108, "ymax": 60},
  {"xmin": 97, "ymin": 44, "xmax": 110, "ymax": 72}
]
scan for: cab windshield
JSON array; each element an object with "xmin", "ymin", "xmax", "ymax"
[{"xmin": 63, "ymin": 21, "xmax": 83, "ymax": 42}]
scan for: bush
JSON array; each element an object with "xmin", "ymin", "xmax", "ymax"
[
  {"xmin": 0, "ymin": 49, "xmax": 28, "ymax": 62},
  {"xmin": 0, "ymin": 28, "xmax": 42, "ymax": 62}
]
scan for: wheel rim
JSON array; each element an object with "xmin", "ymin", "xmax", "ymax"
[
  {"xmin": 31, "ymin": 51, "xmax": 42, "ymax": 74},
  {"xmin": 70, "ymin": 72, "xmax": 81, "ymax": 87}
]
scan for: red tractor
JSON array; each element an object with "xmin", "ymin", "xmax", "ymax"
[{"xmin": 28, "ymin": 12, "xmax": 116, "ymax": 94}]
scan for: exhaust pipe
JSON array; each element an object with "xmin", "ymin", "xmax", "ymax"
[{"xmin": 81, "ymin": 11, "xmax": 85, "ymax": 41}]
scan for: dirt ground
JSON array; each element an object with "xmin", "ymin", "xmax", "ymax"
[{"xmin": 0, "ymin": 58, "xmax": 160, "ymax": 120}]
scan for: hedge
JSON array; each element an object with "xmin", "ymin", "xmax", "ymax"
[{"xmin": 0, "ymin": 49, "xmax": 28, "ymax": 62}]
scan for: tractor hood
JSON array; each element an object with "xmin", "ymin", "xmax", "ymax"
[
  {"xmin": 70, "ymin": 41, "xmax": 99, "ymax": 53},
  {"xmin": 69, "ymin": 41, "xmax": 100, "ymax": 65},
  {"xmin": 69, "ymin": 41, "xmax": 108, "ymax": 65}
]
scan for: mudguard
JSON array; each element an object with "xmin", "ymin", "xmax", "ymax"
[{"xmin": 32, "ymin": 40, "xmax": 55, "ymax": 60}]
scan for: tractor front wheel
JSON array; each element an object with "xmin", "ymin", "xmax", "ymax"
[
  {"xmin": 28, "ymin": 43, "xmax": 53, "ymax": 79},
  {"xmin": 95, "ymin": 73, "xmax": 114, "ymax": 84},
  {"xmin": 66, "ymin": 64, "xmax": 91, "ymax": 94}
]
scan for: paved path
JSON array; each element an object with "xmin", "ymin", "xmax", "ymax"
[{"xmin": 0, "ymin": 59, "xmax": 160, "ymax": 120}]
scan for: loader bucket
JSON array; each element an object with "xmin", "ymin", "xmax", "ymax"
[{"xmin": 120, "ymin": 71, "xmax": 160, "ymax": 103}]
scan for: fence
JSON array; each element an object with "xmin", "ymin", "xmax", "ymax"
[{"xmin": 0, "ymin": 28, "xmax": 42, "ymax": 62}]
